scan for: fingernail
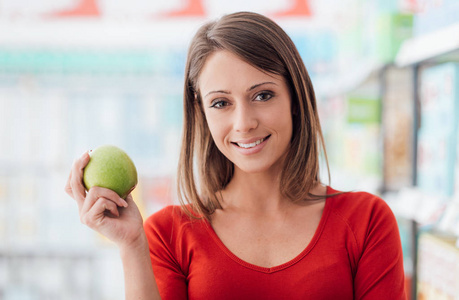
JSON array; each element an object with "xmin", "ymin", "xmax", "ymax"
[{"xmin": 121, "ymin": 198, "xmax": 128, "ymax": 207}]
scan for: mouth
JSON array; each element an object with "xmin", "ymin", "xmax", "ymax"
[{"xmin": 232, "ymin": 135, "xmax": 271, "ymax": 149}]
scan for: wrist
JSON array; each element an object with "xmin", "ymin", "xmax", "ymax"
[{"xmin": 119, "ymin": 230, "xmax": 149, "ymax": 257}]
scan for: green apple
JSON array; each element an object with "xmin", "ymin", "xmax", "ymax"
[{"xmin": 83, "ymin": 145, "xmax": 138, "ymax": 199}]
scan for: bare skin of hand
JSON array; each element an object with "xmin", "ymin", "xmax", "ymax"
[
  {"xmin": 65, "ymin": 151, "xmax": 145, "ymax": 247},
  {"xmin": 65, "ymin": 152, "xmax": 161, "ymax": 299}
]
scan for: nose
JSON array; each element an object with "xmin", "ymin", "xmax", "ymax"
[{"xmin": 233, "ymin": 102, "xmax": 258, "ymax": 133}]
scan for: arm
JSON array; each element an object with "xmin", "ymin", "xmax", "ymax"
[
  {"xmin": 354, "ymin": 197, "xmax": 406, "ymax": 300},
  {"xmin": 144, "ymin": 208, "xmax": 189, "ymax": 300},
  {"xmin": 65, "ymin": 152, "xmax": 161, "ymax": 300},
  {"xmin": 120, "ymin": 231, "xmax": 161, "ymax": 300}
]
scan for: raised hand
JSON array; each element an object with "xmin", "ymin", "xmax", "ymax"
[{"xmin": 65, "ymin": 151, "xmax": 145, "ymax": 247}]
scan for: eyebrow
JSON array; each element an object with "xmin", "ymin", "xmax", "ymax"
[{"xmin": 204, "ymin": 81, "xmax": 278, "ymax": 98}]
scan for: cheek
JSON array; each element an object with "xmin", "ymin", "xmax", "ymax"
[
  {"xmin": 266, "ymin": 108, "xmax": 293, "ymax": 135},
  {"xmin": 205, "ymin": 114, "xmax": 226, "ymax": 147},
  {"xmin": 281, "ymin": 103, "xmax": 294, "ymax": 137}
]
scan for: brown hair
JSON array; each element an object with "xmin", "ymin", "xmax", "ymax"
[{"xmin": 177, "ymin": 11, "xmax": 331, "ymax": 219}]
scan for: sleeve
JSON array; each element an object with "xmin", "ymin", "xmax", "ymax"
[
  {"xmin": 143, "ymin": 206, "xmax": 188, "ymax": 300},
  {"xmin": 353, "ymin": 196, "xmax": 407, "ymax": 300}
]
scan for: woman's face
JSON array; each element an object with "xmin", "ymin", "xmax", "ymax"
[{"xmin": 198, "ymin": 50, "xmax": 293, "ymax": 175}]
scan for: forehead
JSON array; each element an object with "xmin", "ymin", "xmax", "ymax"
[{"xmin": 198, "ymin": 50, "xmax": 285, "ymax": 93}]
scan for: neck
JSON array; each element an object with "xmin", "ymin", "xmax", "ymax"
[
  {"xmin": 220, "ymin": 166, "xmax": 327, "ymax": 215},
  {"xmin": 221, "ymin": 166, "xmax": 289, "ymax": 213}
]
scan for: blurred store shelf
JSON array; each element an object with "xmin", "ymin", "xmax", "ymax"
[
  {"xmin": 0, "ymin": 19, "xmax": 200, "ymax": 49},
  {"xmin": 396, "ymin": 23, "xmax": 459, "ymax": 67}
]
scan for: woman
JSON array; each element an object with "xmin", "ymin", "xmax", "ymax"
[{"xmin": 65, "ymin": 12, "xmax": 406, "ymax": 300}]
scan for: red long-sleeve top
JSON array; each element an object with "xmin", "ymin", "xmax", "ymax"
[{"xmin": 144, "ymin": 187, "xmax": 406, "ymax": 299}]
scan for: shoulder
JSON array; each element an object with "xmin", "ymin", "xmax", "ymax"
[
  {"xmin": 144, "ymin": 205, "xmax": 193, "ymax": 234},
  {"xmin": 326, "ymin": 187, "xmax": 398, "ymax": 246},
  {"xmin": 145, "ymin": 205, "xmax": 185, "ymax": 223},
  {"xmin": 325, "ymin": 188, "xmax": 405, "ymax": 297},
  {"xmin": 143, "ymin": 205, "xmax": 210, "ymax": 274},
  {"xmin": 327, "ymin": 187, "xmax": 394, "ymax": 221},
  {"xmin": 143, "ymin": 204, "xmax": 208, "ymax": 249}
]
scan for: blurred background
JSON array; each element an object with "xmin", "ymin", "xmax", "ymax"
[{"xmin": 0, "ymin": 0, "xmax": 458, "ymax": 299}]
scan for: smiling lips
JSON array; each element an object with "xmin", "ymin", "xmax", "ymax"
[{"xmin": 232, "ymin": 135, "xmax": 271, "ymax": 149}]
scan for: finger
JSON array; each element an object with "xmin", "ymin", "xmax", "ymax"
[
  {"xmin": 70, "ymin": 151, "xmax": 91, "ymax": 207},
  {"xmin": 81, "ymin": 197, "xmax": 119, "ymax": 227},
  {"xmin": 91, "ymin": 186, "xmax": 128, "ymax": 207},
  {"xmin": 98, "ymin": 197, "xmax": 120, "ymax": 218},
  {"xmin": 65, "ymin": 154, "xmax": 81, "ymax": 197},
  {"xmin": 125, "ymin": 193, "xmax": 134, "ymax": 204},
  {"xmin": 64, "ymin": 170, "xmax": 73, "ymax": 197},
  {"xmin": 82, "ymin": 186, "xmax": 128, "ymax": 215}
]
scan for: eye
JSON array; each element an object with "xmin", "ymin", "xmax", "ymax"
[
  {"xmin": 254, "ymin": 91, "xmax": 273, "ymax": 102},
  {"xmin": 210, "ymin": 100, "xmax": 229, "ymax": 109}
]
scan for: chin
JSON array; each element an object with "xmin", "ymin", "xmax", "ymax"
[
  {"xmin": 234, "ymin": 161, "xmax": 282, "ymax": 175},
  {"xmin": 239, "ymin": 167, "xmax": 270, "ymax": 174}
]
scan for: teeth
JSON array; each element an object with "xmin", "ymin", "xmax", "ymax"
[{"xmin": 237, "ymin": 137, "xmax": 266, "ymax": 149}]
